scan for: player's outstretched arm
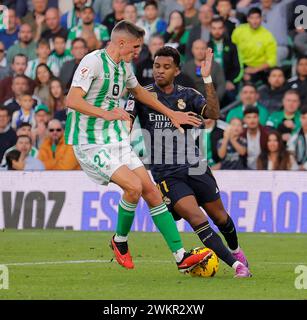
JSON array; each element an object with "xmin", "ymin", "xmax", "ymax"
[
  {"xmin": 66, "ymin": 87, "xmax": 130, "ymax": 121},
  {"xmin": 201, "ymin": 48, "xmax": 220, "ymax": 120},
  {"xmin": 129, "ymin": 84, "xmax": 202, "ymax": 132}
]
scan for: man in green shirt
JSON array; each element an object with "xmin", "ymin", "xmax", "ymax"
[
  {"xmin": 226, "ymin": 83, "xmax": 269, "ymax": 125},
  {"xmin": 266, "ymin": 90, "xmax": 301, "ymax": 144}
]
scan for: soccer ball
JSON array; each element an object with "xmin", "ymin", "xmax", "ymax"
[{"xmin": 190, "ymin": 247, "xmax": 219, "ymax": 277}]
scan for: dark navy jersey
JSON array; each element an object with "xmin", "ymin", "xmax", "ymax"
[{"xmin": 125, "ymin": 83, "xmax": 207, "ymax": 181}]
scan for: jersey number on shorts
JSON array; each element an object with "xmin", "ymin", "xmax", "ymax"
[{"xmin": 157, "ymin": 180, "xmax": 170, "ymax": 195}]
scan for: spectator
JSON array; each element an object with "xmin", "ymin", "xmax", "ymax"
[
  {"xmin": 208, "ymin": 16, "xmax": 243, "ymax": 106},
  {"xmin": 59, "ymin": 38, "xmax": 88, "ymax": 92},
  {"xmin": 257, "ymin": 131, "xmax": 298, "ymax": 170},
  {"xmin": 242, "ymin": 105, "xmax": 268, "ymax": 169},
  {"xmin": 7, "ymin": 23, "xmax": 37, "ymax": 64},
  {"xmin": 252, "ymin": 0, "xmax": 292, "ymax": 66},
  {"xmin": 182, "ymin": 39, "xmax": 226, "ymax": 101},
  {"xmin": 185, "ymin": 4, "xmax": 214, "ymax": 61},
  {"xmin": 137, "ymin": 0, "xmax": 167, "ymax": 45},
  {"xmin": 258, "ymin": 67, "xmax": 289, "ymax": 114},
  {"xmin": 93, "ymin": 0, "xmax": 113, "ymax": 23},
  {"xmin": 9, "ymin": 135, "xmax": 45, "ymax": 170},
  {"xmin": 0, "ymin": 8, "xmax": 19, "ymax": 50},
  {"xmin": 123, "ymin": 3, "xmax": 138, "ymax": 24},
  {"xmin": 231, "ymin": 7, "xmax": 277, "ymax": 84},
  {"xmin": 48, "ymin": 78, "xmax": 66, "ymax": 122},
  {"xmin": 135, "ymin": 34, "xmax": 165, "ymax": 86},
  {"xmin": 163, "ymin": 10, "xmax": 190, "ymax": 62},
  {"xmin": 1, "ymin": 122, "xmax": 39, "ymax": 167},
  {"xmin": 0, "ymin": 54, "xmax": 36, "ymax": 104},
  {"xmin": 288, "ymin": 56, "xmax": 307, "ymax": 105},
  {"xmin": 103, "ymin": 0, "xmax": 127, "ymax": 35},
  {"xmin": 202, "ymin": 118, "xmax": 225, "ymax": 170},
  {"xmin": 266, "ymin": 90, "xmax": 301, "ymax": 144},
  {"xmin": 5, "ymin": 149, "xmax": 21, "ymax": 170},
  {"xmin": 25, "ymin": 39, "xmax": 60, "ymax": 79},
  {"xmin": 217, "ymin": 117, "xmax": 247, "ymax": 169},
  {"xmin": 34, "ymin": 63, "xmax": 53, "ymax": 106},
  {"xmin": 67, "ymin": 6, "xmax": 109, "ymax": 53},
  {"xmin": 32, "ymin": 104, "xmax": 50, "ymax": 149},
  {"xmin": 41, "ymin": 8, "xmax": 68, "ymax": 48},
  {"xmin": 294, "ymin": 30, "xmax": 307, "ymax": 57},
  {"xmin": 0, "ymin": 106, "xmax": 17, "ymax": 162},
  {"xmin": 38, "ymin": 119, "xmax": 80, "ymax": 170},
  {"xmin": 181, "ymin": 0, "xmax": 199, "ymax": 30},
  {"xmin": 21, "ymin": 0, "xmax": 48, "ymax": 41},
  {"xmin": 11, "ymin": 92, "xmax": 36, "ymax": 130},
  {"xmin": 0, "ymin": 41, "xmax": 10, "ymax": 80},
  {"xmin": 288, "ymin": 105, "xmax": 307, "ymax": 170},
  {"xmin": 226, "ymin": 83, "xmax": 269, "ymax": 125},
  {"xmin": 4, "ymin": 75, "xmax": 40, "ymax": 117},
  {"xmin": 216, "ymin": 0, "xmax": 242, "ymax": 37},
  {"xmin": 48, "ymin": 35, "xmax": 74, "ymax": 71}
]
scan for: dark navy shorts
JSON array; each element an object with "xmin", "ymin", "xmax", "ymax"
[{"xmin": 156, "ymin": 167, "xmax": 220, "ymax": 221}]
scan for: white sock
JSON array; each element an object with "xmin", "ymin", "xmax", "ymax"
[
  {"xmin": 114, "ymin": 234, "xmax": 128, "ymax": 242},
  {"xmin": 232, "ymin": 261, "xmax": 243, "ymax": 270},
  {"xmin": 229, "ymin": 246, "xmax": 240, "ymax": 254},
  {"xmin": 173, "ymin": 248, "xmax": 186, "ymax": 263}
]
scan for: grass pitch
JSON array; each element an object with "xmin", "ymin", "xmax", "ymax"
[{"xmin": 0, "ymin": 230, "xmax": 306, "ymax": 300}]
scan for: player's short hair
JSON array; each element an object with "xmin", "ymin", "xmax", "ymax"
[
  {"xmin": 13, "ymin": 74, "xmax": 29, "ymax": 82},
  {"xmin": 54, "ymin": 34, "xmax": 67, "ymax": 42},
  {"xmin": 268, "ymin": 67, "xmax": 285, "ymax": 77},
  {"xmin": 284, "ymin": 89, "xmax": 300, "ymax": 98},
  {"xmin": 154, "ymin": 46, "xmax": 181, "ymax": 68},
  {"xmin": 301, "ymin": 105, "xmax": 307, "ymax": 115},
  {"xmin": 12, "ymin": 53, "xmax": 28, "ymax": 64},
  {"xmin": 298, "ymin": 55, "xmax": 307, "ymax": 63},
  {"xmin": 244, "ymin": 105, "xmax": 259, "ymax": 116},
  {"xmin": 247, "ymin": 7, "xmax": 262, "ymax": 17},
  {"xmin": 242, "ymin": 82, "xmax": 257, "ymax": 91},
  {"xmin": 0, "ymin": 106, "xmax": 9, "ymax": 115},
  {"xmin": 111, "ymin": 20, "xmax": 145, "ymax": 40}
]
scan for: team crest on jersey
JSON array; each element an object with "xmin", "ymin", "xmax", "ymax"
[
  {"xmin": 163, "ymin": 196, "xmax": 171, "ymax": 205},
  {"xmin": 80, "ymin": 67, "xmax": 89, "ymax": 79},
  {"xmin": 177, "ymin": 99, "xmax": 186, "ymax": 110}
]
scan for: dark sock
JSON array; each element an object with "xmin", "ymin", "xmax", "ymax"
[
  {"xmin": 113, "ymin": 238, "xmax": 128, "ymax": 255},
  {"xmin": 217, "ymin": 216, "xmax": 239, "ymax": 251},
  {"xmin": 194, "ymin": 221, "xmax": 236, "ymax": 267}
]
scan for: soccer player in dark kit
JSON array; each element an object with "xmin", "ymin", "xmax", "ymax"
[{"xmin": 126, "ymin": 46, "xmax": 251, "ymax": 277}]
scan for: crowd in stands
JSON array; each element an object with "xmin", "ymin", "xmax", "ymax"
[{"xmin": 0, "ymin": 0, "xmax": 306, "ymax": 171}]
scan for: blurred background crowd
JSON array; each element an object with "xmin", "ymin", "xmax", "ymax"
[{"xmin": 0, "ymin": 0, "xmax": 306, "ymax": 171}]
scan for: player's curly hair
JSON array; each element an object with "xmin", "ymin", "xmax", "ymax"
[{"xmin": 154, "ymin": 46, "xmax": 181, "ymax": 68}]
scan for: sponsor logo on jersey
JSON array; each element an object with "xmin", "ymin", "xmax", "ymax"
[
  {"xmin": 80, "ymin": 67, "xmax": 89, "ymax": 79},
  {"xmin": 126, "ymin": 100, "xmax": 135, "ymax": 111}
]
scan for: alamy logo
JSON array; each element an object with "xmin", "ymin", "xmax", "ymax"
[
  {"xmin": 295, "ymin": 5, "xmax": 307, "ymax": 29},
  {"xmin": 0, "ymin": 265, "xmax": 9, "ymax": 290},
  {"xmin": 294, "ymin": 265, "xmax": 307, "ymax": 289}
]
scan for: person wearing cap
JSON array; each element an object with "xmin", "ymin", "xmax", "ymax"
[
  {"xmin": 66, "ymin": 5, "xmax": 110, "ymax": 52},
  {"xmin": 32, "ymin": 103, "xmax": 50, "ymax": 149},
  {"xmin": 38, "ymin": 119, "xmax": 80, "ymax": 170}
]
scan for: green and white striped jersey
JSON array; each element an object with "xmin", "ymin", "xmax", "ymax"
[
  {"xmin": 25, "ymin": 58, "xmax": 60, "ymax": 79},
  {"xmin": 49, "ymin": 49, "xmax": 74, "ymax": 70},
  {"xmin": 65, "ymin": 49, "xmax": 139, "ymax": 146},
  {"xmin": 66, "ymin": 23, "xmax": 110, "ymax": 49}
]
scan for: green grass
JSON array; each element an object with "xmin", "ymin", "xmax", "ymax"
[{"xmin": 0, "ymin": 230, "xmax": 306, "ymax": 300}]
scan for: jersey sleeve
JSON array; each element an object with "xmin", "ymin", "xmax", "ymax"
[
  {"xmin": 124, "ymin": 93, "xmax": 139, "ymax": 120},
  {"xmin": 189, "ymin": 88, "xmax": 207, "ymax": 117},
  {"xmin": 125, "ymin": 63, "xmax": 139, "ymax": 89},
  {"xmin": 71, "ymin": 54, "xmax": 99, "ymax": 94}
]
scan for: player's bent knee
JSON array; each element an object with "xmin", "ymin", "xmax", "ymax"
[{"xmin": 125, "ymin": 181, "xmax": 143, "ymax": 202}]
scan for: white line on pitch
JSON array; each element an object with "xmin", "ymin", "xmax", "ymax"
[{"xmin": 2, "ymin": 260, "xmax": 307, "ymax": 267}]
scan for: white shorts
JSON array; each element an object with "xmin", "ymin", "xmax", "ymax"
[{"xmin": 73, "ymin": 141, "xmax": 143, "ymax": 185}]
